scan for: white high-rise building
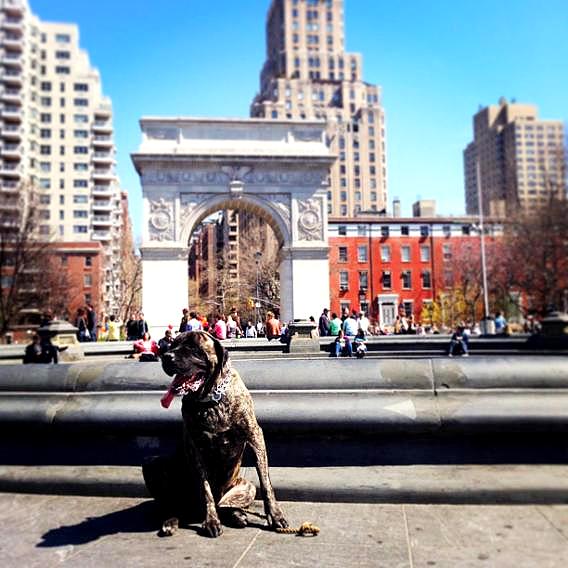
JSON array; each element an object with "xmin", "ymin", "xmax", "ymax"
[{"xmin": 0, "ymin": 0, "xmax": 124, "ymax": 313}]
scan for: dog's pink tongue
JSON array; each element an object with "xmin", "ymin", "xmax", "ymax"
[{"xmin": 160, "ymin": 389, "xmax": 175, "ymax": 409}]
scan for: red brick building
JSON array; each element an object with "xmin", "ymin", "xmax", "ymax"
[
  {"xmin": 328, "ymin": 216, "xmax": 502, "ymax": 327},
  {"xmin": 51, "ymin": 241, "xmax": 104, "ymax": 322}
]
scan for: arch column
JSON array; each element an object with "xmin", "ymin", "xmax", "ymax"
[
  {"xmin": 279, "ymin": 246, "xmax": 330, "ymax": 323},
  {"xmin": 140, "ymin": 245, "xmax": 188, "ymax": 336}
]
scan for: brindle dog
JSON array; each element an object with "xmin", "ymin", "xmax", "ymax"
[{"xmin": 142, "ymin": 331, "xmax": 288, "ymax": 538}]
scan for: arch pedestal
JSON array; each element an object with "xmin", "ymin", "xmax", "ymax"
[{"xmin": 133, "ymin": 118, "xmax": 335, "ymax": 335}]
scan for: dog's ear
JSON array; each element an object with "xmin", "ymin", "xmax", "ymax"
[{"xmin": 203, "ymin": 331, "xmax": 229, "ymax": 381}]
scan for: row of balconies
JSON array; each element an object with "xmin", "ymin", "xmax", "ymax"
[
  {"xmin": 0, "ymin": 162, "xmax": 20, "ymax": 177},
  {"xmin": 1, "ymin": 142, "xmax": 20, "ymax": 156}
]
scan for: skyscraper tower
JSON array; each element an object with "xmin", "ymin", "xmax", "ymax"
[
  {"xmin": 0, "ymin": 0, "xmax": 125, "ymax": 313},
  {"xmin": 464, "ymin": 98, "xmax": 566, "ymax": 217},
  {"xmin": 251, "ymin": 0, "xmax": 387, "ymax": 217}
]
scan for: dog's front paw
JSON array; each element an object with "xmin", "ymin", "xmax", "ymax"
[
  {"xmin": 202, "ymin": 515, "xmax": 223, "ymax": 538},
  {"xmin": 266, "ymin": 507, "xmax": 288, "ymax": 531}
]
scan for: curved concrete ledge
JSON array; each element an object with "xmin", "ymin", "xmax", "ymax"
[
  {"xmin": 2, "ymin": 389, "xmax": 568, "ymax": 434},
  {"xmin": 1, "ymin": 357, "xmax": 568, "ymax": 393}
]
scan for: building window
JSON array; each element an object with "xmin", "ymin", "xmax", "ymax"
[
  {"xmin": 443, "ymin": 225, "xmax": 451, "ymax": 237},
  {"xmin": 382, "ymin": 271, "xmax": 391, "ymax": 289},
  {"xmin": 338, "ymin": 246, "xmax": 348, "ymax": 262},
  {"xmin": 338, "ymin": 225, "xmax": 347, "ymax": 236},
  {"xmin": 74, "ymin": 210, "xmax": 88, "ymax": 218},
  {"xmin": 55, "ymin": 66, "xmax": 70, "ymax": 74},
  {"xmin": 381, "ymin": 226, "xmax": 389, "ymax": 237},
  {"xmin": 462, "ymin": 225, "xmax": 471, "ymax": 236},
  {"xmin": 420, "ymin": 225, "xmax": 430, "ymax": 237},
  {"xmin": 357, "ymin": 245, "xmax": 368, "ymax": 262},
  {"xmin": 443, "ymin": 244, "xmax": 452, "ymax": 260},
  {"xmin": 74, "ymin": 98, "xmax": 88, "ymax": 106},
  {"xmin": 420, "ymin": 246, "xmax": 430, "ymax": 262},
  {"xmin": 339, "ymin": 271, "xmax": 349, "ymax": 291},
  {"xmin": 74, "ymin": 83, "xmax": 89, "ymax": 91},
  {"xmin": 74, "ymin": 180, "xmax": 88, "ymax": 188},
  {"xmin": 403, "ymin": 301, "xmax": 413, "ymax": 317},
  {"xmin": 422, "ymin": 270, "xmax": 432, "ymax": 289},
  {"xmin": 73, "ymin": 225, "xmax": 88, "ymax": 233},
  {"xmin": 402, "ymin": 270, "xmax": 412, "ymax": 289},
  {"xmin": 401, "ymin": 246, "xmax": 411, "ymax": 262},
  {"xmin": 85, "ymin": 256, "xmax": 92, "ymax": 267},
  {"xmin": 74, "ymin": 146, "xmax": 88, "ymax": 154},
  {"xmin": 400, "ymin": 225, "xmax": 409, "ymax": 236},
  {"xmin": 56, "ymin": 33, "xmax": 71, "ymax": 43},
  {"xmin": 84, "ymin": 274, "xmax": 92, "ymax": 287},
  {"xmin": 61, "ymin": 255, "xmax": 68, "ymax": 266},
  {"xmin": 359, "ymin": 271, "xmax": 368, "ymax": 290},
  {"xmin": 357, "ymin": 225, "xmax": 367, "ymax": 236},
  {"xmin": 381, "ymin": 245, "xmax": 391, "ymax": 262}
]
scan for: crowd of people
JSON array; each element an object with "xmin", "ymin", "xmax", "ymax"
[{"xmin": 22, "ymin": 298, "xmax": 546, "ymax": 365}]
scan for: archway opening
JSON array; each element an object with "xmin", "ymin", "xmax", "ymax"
[{"xmin": 187, "ymin": 204, "xmax": 283, "ymax": 333}]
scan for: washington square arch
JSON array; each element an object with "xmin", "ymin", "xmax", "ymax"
[{"xmin": 131, "ymin": 118, "xmax": 335, "ymax": 332}]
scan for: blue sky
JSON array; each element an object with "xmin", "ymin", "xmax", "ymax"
[{"xmin": 31, "ymin": 0, "xmax": 568, "ymax": 240}]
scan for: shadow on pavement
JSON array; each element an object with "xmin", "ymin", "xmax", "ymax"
[{"xmin": 37, "ymin": 500, "xmax": 159, "ymax": 547}]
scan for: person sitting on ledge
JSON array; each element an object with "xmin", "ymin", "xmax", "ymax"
[
  {"xmin": 448, "ymin": 324, "xmax": 469, "ymax": 357},
  {"xmin": 334, "ymin": 329, "xmax": 353, "ymax": 358},
  {"xmin": 133, "ymin": 332, "xmax": 159, "ymax": 362}
]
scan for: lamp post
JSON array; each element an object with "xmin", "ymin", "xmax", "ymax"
[
  {"xmin": 254, "ymin": 251, "xmax": 262, "ymax": 325},
  {"xmin": 476, "ymin": 160, "xmax": 493, "ymax": 334}
]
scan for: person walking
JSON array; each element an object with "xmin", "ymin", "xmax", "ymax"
[{"xmin": 318, "ymin": 308, "xmax": 331, "ymax": 337}]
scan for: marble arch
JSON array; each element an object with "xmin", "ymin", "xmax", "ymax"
[{"xmin": 132, "ymin": 118, "xmax": 335, "ymax": 333}]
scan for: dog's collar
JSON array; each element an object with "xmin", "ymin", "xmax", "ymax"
[{"xmin": 195, "ymin": 364, "xmax": 233, "ymax": 405}]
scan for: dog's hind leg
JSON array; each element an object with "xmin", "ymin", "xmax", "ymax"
[
  {"xmin": 218, "ymin": 478, "xmax": 256, "ymax": 508},
  {"xmin": 218, "ymin": 478, "xmax": 256, "ymax": 528}
]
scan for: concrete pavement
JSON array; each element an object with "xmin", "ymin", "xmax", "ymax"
[
  {"xmin": 3, "ymin": 465, "xmax": 568, "ymax": 505},
  {"xmin": 2, "ymin": 492, "xmax": 568, "ymax": 567}
]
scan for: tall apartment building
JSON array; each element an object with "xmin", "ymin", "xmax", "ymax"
[
  {"xmin": 0, "ymin": 0, "xmax": 124, "ymax": 314},
  {"xmin": 464, "ymin": 97, "xmax": 566, "ymax": 217},
  {"xmin": 251, "ymin": 0, "xmax": 387, "ymax": 217}
]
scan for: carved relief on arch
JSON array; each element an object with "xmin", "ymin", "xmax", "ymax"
[
  {"xmin": 297, "ymin": 198, "xmax": 324, "ymax": 242},
  {"xmin": 262, "ymin": 194, "xmax": 291, "ymax": 235},
  {"xmin": 148, "ymin": 197, "xmax": 174, "ymax": 242}
]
